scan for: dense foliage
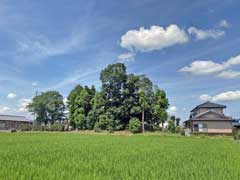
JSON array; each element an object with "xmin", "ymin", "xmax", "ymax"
[
  {"xmin": 129, "ymin": 117, "xmax": 141, "ymax": 133},
  {"xmin": 28, "ymin": 91, "xmax": 65, "ymax": 125},
  {"xmin": 0, "ymin": 133, "xmax": 240, "ymax": 180},
  {"xmin": 67, "ymin": 63, "xmax": 169, "ymax": 132},
  {"xmin": 27, "ymin": 63, "xmax": 169, "ymax": 132}
]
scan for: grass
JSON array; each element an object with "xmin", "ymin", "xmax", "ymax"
[{"xmin": 0, "ymin": 132, "xmax": 240, "ymax": 180}]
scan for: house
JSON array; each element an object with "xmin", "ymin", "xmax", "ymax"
[
  {"xmin": 184, "ymin": 101, "xmax": 232, "ymax": 134},
  {"xmin": 0, "ymin": 115, "xmax": 32, "ymax": 130}
]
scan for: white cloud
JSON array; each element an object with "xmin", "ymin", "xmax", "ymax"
[
  {"xmin": 219, "ymin": 20, "xmax": 229, "ymax": 28},
  {"xmin": 180, "ymin": 60, "xmax": 225, "ymax": 75},
  {"xmin": 224, "ymin": 55, "xmax": 240, "ymax": 67},
  {"xmin": 180, "ymin": 54, "xmax": 240, "ymax": 79},
  {"xmin": 32, "ymin": 82, "xmax": 38, "ymax": 87},
  {"xmin": 18, "ymin": 98, "xmax": 32, "ymax": 112},
  {"xmin": 200, "ymin": 94, "xmax": 212, "ymax": 101},
  {"xmin": 7, "ymin": 93, "xmax": 17, "ymax": 99},
  {"xmin": 117, "ymin": 52, "xmax": 135, "ymax": 63},
  {"xmin": 0, "ymin": 106, "xmax": 11, "ymax": 113},
  {"xmin": 217, "ymin": 70, "xmax": 240, "ymax": 79},
  {"xmin": 167, "ymin": 106, "xmax": 178, "ymax": 115},
  {"xmin": 212, "ymin": 91, "xmax": 240, "ymax": 102},
  {"xmin": 188, "ymin": 27, "xmax": 225, "ymax": 40},
  {"xmin": 199, "ymin": 91, "xmax": 240, "ymax": 102},
  {"xmin": 120, "ymin": 25, "xmax": 189, "ymax": 52}
]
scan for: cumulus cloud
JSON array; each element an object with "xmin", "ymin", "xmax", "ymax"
[
  {"xmin": 0, "ymin": 106, "xmax": 11, "ymax": 113},
  {"xmin": 167, "ymin": 106, "xmax": 178, "ymax": 115},
  {"xmin": 200, "ymin": 91, "xmax": 240, "ymax": 102},
  {"xmin": 219, "ymin": 20, "xmax": 229, "ymax": 28},
  {"xmin": 217, "ymin": 70, "xmax": 240, "ymax": 79},
  {"xmin": 188, "ymin": 27, "xmax": 225, "ymax": 40},
  {"xmin": 7, "ymin": 93, "xmax": 17, "ymax": 99},
  {"xmin": 18, "ymin": 98, "xmax": 32, "ymax": 112},
  {"xmin": 117, "ymin": 52, "xmax": 136, "ymax": 63},
  {"xmin": 180, "ymin": 54, "xmax": 240, "ymax": 79},
  {"xmin": 212, "ymin": 91, "xmax": 240, "ymax": 101},
  {"xmin": 200, "ymin": 94, "xmax": 212, "ymax": 101},
  {"xmin": 120, "ymin": 25, "xmax": 189, "ymax": 52},
  {"xmin": 180, "ymin": 60, "xmax": 225, "ymax": 75}
]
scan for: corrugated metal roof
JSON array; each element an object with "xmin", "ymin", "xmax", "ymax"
[{"xmin": 0, "ymin": 115, "xmax": 31, "ymax": 122}]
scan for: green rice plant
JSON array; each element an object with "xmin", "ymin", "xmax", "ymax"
[{"xmin": 0, "ymin": 132, "xmax": 239, "ymax": 180}]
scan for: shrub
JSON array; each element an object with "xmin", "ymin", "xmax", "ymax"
[
  {"xmin": 97, "ymin": 113, "xmax": 114, "ymax": 130},
  {"xmin": 145, "ymin": 124, "xmax": 154, "ymax": 131},
  {"xmin": 129, "ymin": 118, "xmax": 141, "ymax": 134},
  {"xmin": 153, "ymin": 125, "xmax": 161, "ymax": 131},
  {"xmin": 10, "ymin": 129, "xmax": 17, "ymax": 133},
  {"xmin": 32, "ymin": 125, "xmax": 44, "ymax": 131},
  {"xmin": 20, "ymin": 124, "xmax": 31, "ymax": 131},
  {"xmin": 49, "ymin": 123, "xmax": 64, "ymax": 131},
  {"xmin": 108, "ymin": 126, "xmax": 114, "ymax": 133},
  {"xmin": 233, "ymin": 128, "xmax": 240, "ymax": 140},
  {"xmin": 94, "ymin": 122, "xmax": 101, "ymax": 133},
  {"xmin": 168, "ymin": 120, "xmax": 176, "ymax": 133},
  {"xmin": 180, "ymin": 129, "xmax": 185, "ymax": 136},
  {"xmin": 175, "ymin": 126, "xmax": 181, "ymax": 133}
]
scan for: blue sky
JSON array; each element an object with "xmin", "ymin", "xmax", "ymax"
[{"xmin": 1, "ymin": 0, "xmax": 240, "ymax": 120}]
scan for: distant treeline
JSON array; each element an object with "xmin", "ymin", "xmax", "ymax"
[{"xmin": 28, "ymin": 63, "xmax": 169, "ymax": 133}]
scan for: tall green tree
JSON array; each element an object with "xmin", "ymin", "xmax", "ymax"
[
  {"xmin": 100, "ymin": 63, "xmax": 127, "ymax": 129},
  {"xmin": 139, "ymin": 90, "xmax": 149, "ymax": 132},
  {"xmin": 28, "ymin": 91, "xmax": 65, "ymax": 124},
  {"xmin": 67, "ymin": 85, "xmax": 83, "ymax": 126},
  {"xmin": 71, "ymin": 86, "xmax": 96, "ymax": 129},
  {"xmin": 152, "ymin": 87, "xmax": 169, "ymax": 129}
]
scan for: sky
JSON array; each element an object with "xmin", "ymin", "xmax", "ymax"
[{"xmin": 1, "ymin": 0, "xmax": 240, "ymax": 120}]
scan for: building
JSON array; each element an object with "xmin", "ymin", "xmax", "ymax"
[
  {"xmin": 0, "ymin": 115, "xmax": 32, "ymax": 130},
  {"xmin": 184, "ymin": 101, "xmax": 232, "ymax": 134}
]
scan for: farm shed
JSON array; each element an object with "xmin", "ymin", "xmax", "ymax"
[{"xmin": 0, "ymin": 115, "xmax": 32, "ymax": 130}]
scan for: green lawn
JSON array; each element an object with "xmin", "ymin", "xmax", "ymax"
[{"xmin": 0, "ymin": 132, "xmax": 239, "ymax": 180}]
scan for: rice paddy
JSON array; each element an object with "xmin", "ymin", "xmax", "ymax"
[{"xmin": 0, "ymin": 132, "xmax": 239, "ymax": 180}]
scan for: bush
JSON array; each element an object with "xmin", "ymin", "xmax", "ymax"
[
  {"xmin": 180, "ymin": 129, "xmax": 185, "ymax": 136},
  {"xmin": 32, "ymin": 125, "xmax": 44, "ymax": 131},
  {"xmin": 20, "ymin": 124, "xmax": 31, "ymax": 131},
  {"xmin": 108, "ymin": 126, "xmax": 114, "ymax": 133},
  {"xmin": 153, "ymin": 125, "xmax": 161, "ymax": 131},
  {"xmin": 94, "ymin": 122, "xmax": 101, "ymax": 133},
  {"xmin": 10, "ymin": 129, "xmax": 17, "ymax": 133},
  {"xmin": 129, "ymin": 118, "xmax": 141, "ymax": 134},
  {"xmin": 145, "ymin": 124, "xmax": 154, "ymax": 131},
  {"xmin": 49, "ymin": 123, "xmax": 64, "ymax": 131},
  {"xmin": 168, "ymin": 120, "xmax": 176, "ymax": 133},
  {"xmin": 175, "ymin": 126, "xmax": 181, "ymax": 133},
  {"xmin": 96, "ymin": 113, "xmax": 114, "ymax": 131},
  {"xmin": 233, "ymin": 128, "xmax": 240, "ymax": 140}
]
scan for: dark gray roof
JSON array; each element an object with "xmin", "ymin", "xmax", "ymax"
[
  {"xmin": 191, "ymin": 101, "xmax": 226, "ymax": 112},
  {"xmin": 0, "ymin": 115, "xmax": 31, "ymax": 122}
]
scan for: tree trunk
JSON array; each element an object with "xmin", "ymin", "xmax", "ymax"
[
  {"xmin": 142, "ymin": 110, "xmax": 145, "ymax": 133},
  {"xmin": 162, "ymin": 122, "xmax": 164, "ymax": 131}
]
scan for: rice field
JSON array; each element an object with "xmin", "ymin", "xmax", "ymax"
[{"xmin": 0, "ymin": 132, "xmax": 240, "ymax": 180}]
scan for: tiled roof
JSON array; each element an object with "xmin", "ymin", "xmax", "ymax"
[
  {"xmin": 191, "ymin": 101, "xmax": 226, "ymax": 112},
  {"xmin": 0, "ymin": 115, "xmax": 31, "ymax": 122}
]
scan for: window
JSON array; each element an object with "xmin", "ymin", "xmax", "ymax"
[
  {"xmin": 194, "ymin": 123, "xmax": 208, "ymax": 132},
  {"xmin": 0, "ymin": 122, "xmax": 5, "ymax": 129},
  {"xmin": 199, "ymin": 123, "xmax": 208, "ymax": 132},
  {"xmin": 193, "ymin": 124, "xmax": 199, "ymax": 132}
]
